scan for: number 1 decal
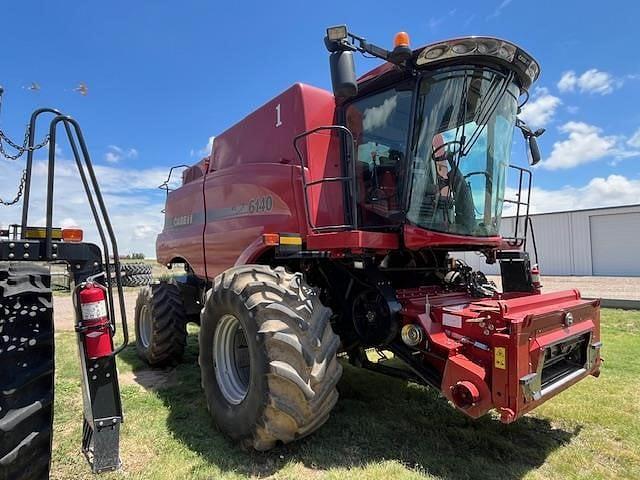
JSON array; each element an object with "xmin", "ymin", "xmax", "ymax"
[{"xmin": 275, "ymin": 103, "xmax": 282, "ymax": 127}]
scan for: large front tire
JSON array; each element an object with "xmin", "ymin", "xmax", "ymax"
[
  {"xmin": 199, "ymin": 265, "xmax": 342, "ymax": 450},
  {"xmin": 0, "ymin": 263, "xmax": 54, "ymax": 480}
]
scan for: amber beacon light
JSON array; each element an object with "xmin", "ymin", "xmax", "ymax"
[{"xmin": 394, "ymin": 31, "xmax": 410, "ymax": 48}]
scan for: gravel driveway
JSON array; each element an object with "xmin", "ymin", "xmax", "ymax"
[
  {"xmin": 52, "ymin": 276, "xmax": 640, "ymax": 332},
  {"xmin": 54, "ymin": 290, "xmax": 140, "ymax": 331}
]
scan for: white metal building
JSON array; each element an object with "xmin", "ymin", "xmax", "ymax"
[{"xmin": 460, "ymin": 204, "xmax": 640, "ymax": 277}]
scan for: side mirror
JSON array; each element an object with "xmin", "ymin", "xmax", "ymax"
[
  {"xmin": 329, "ymin": 51, "xmax": 357, "ymax": 99},
  {"xmin": 528, "ymin": 136, "xmax": 541, "ymax": 166},
  {"xmin": 516, "ymin": 118, "xmax": 544, "ymax": 166}
]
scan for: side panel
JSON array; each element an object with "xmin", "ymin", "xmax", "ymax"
[
  {"xmin": 203, "ymin": 163, "xmax": 301, "ymax": 279},
  {"xmin": 156, "ymin": 177, "xmax": 207, "ymax": 277},
  {"xmin": 213, "ymin": 84, "xmax": 314, "ymax": 171}
]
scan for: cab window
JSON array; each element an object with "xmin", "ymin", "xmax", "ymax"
[{"xmin": 345, "ymin": 83, "xmax": 413, "ymax": 227}]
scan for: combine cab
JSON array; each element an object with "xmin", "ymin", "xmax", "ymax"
[{"xmin": 145, "ymin": 27, "xmax": 602, "ymax": 450}]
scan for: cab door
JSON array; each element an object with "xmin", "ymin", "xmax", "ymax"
[{"xmin": 343, "ymin": 81, "xmax": 414, "ymax": 228}]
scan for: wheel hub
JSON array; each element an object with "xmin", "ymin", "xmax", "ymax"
[
  {"xmin": 213, "ymin": 314, "xmax": 250, "ymax": 405},
  {"xmin": 139, "ymin": 304, "xmax": 152, "ymax": 348}
]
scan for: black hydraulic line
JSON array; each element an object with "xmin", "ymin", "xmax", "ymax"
[{"xmin": 388, "ymin": 341, "xmax": 442, "ymax": 388}]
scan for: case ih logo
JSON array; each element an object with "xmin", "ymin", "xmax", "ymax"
[{"xmin": 172, "ymin": 214, "xmax": 193, "ymax": 227}]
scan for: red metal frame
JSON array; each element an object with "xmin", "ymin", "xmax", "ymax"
[{"xmin": 397, "ymin": 287, "xmax": 601, "ymax": 422}]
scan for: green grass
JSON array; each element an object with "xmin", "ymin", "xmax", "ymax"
[{"xmin": 50, "ymin": 309, "xmax": 640, "ymax": 479}]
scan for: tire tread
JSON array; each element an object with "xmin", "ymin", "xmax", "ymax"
[
  {"xmin": 134, "ymin": 282, "xmax": 187, "ymax": 366},
  {"xmin": 200, "ymin": 265, "xmax": 342, "ymax": 450},
  {"xmin": 0, "ymin": 262, "xmax": 54, "ymax": 480}
]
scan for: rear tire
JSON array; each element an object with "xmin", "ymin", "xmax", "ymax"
[
  {"xmin": 134, "ymin": 282, "xmax": 187, "ymax": 366},
  {"xmin": 199, "ymin": 265, "xmax": 342, "ymax": 450},
  {"xmin": 122, "ymin": 273, "xmax": 153, "ymax": 287},
  {"xmin": 0, "ymin": 263, "xmax": 54, "ymax": 480},
  {"xmin": 118, "ymin": 262, "xmax": 152, "ymax": 276}
]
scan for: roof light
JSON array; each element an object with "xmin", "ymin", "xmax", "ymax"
[
  {"xmin": 326, "ymin": 25, "xmax": 348, "ymax": 42},
  {"xmin": 393, "ymin": 31, "xmax": 410, "ymax": 48},
  {"xmin": 452, "ymin": 40, "xmax": 475, "ymax": 54},
  {"xmin": 414, "ymin": 37, "xmax": 540, "ymax": 88},
  {"xmin": 62, "ymin": 228, "xmax": 83, "ymax": 242}
]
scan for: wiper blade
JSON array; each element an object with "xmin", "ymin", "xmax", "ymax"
[{"xmin": 461, "ymin": 72, "xmax": 514, "ymax": 156}]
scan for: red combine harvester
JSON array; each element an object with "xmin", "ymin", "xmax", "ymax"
[{"xmin": 138, "ymin": 27, "xmax": 602, "ymax": 450}]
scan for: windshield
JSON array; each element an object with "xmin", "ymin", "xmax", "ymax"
[{"xmin": 407, "ymin": 68, "xmax": 519, "ymax": 237}]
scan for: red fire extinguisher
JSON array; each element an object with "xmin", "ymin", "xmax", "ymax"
[
  {"xmin": 78, "ymin": 282, "xmax": 113, "ymax": 359},
  {"xmin": 531, "ymin": 264, "xmax": 542, "ymax": 292}
]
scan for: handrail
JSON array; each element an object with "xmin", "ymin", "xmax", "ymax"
[
  {"xmin": 21, "ymin": 108, "xmax": 62, "ymax": 232},
  {"xmin": 293, "ymin": 125, "xmax": 357, "ymax": 232},
  {"xmin": 504, "ymin": 164, "xmax": 533, "ymax": 249},
  {"xmin": 36, "ymin": 113, "xmax": 129, "ymax": 355},
  {"xmin": 158, "ymin": 164, "xmax": 190, "ymax": 192}
]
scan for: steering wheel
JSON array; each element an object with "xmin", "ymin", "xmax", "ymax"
[{"xmin": 431, "ymin": 140, "xmax": 463, "ymax": 163}]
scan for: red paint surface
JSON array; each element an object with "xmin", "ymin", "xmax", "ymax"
[
  {"xmin": 78, "ymin": 284, "xmax": 113, "ymax": 359},
  {"xmin": 157, "ymin": 83, "xmax": 339, "ymax": 279},
  {"xmin": 403, "ymin": 223, "xmax": 503, "ymax": 249},
  {"xmin": 396, "ymin": 288, "xmax": 601, "ymax": 422}
]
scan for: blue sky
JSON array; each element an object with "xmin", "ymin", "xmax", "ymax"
[{"xmin": 0, "ymin": 0, "xmax": 638, "ymax": 256}]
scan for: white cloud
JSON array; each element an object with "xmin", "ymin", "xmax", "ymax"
[
  {"xmin": 487, "ymin": 0, "xmax": 512, "ymax": 19},
  {"xmin": 538, "ymin": 121, "xmax": 617, "ymax": 170},
  {"xmin": 427, "ymin": 17, "xmax": 443, "ymax": 31},
  {"xmin": 557, "ymin": 69, "xmax": 616, "ymax": 95},
  {"xmin": 557, "ymin": 71, "xmax": 577, "ymax": 92},
  {"xmin": 627, "ymin": 128, "xmax": 640, "ymax": 148},
  {"xmin": 104, "ymin": 145, "xmax": 139, "ymax": 164},
  {"xmin": 426, "ymin": 8, "xmax": 461, "ymax": 32},
  {"xmin": 463, "ymin": 14, "xmax": 475, "ymax": 27},
  {"xmin": 519, "ymin": 87, "xmax": 561, "ymax": 129},
  {"xmin": 363, "ymin": 95, "xmax": 398, "ymax": 131},
  {"xmin": 505, "ymin": 175, "xmax": 640, "ymax": 216},
  {"xmin": 0, "ymin": 157, "xmax": 166, "ymax": 257},
  {"xmin": 191, "ymin": 136, "xmax": 215, "ymax": 158},
  {"xmin": 201, "ymin": 136, "xmax": 215, "ymax": 157}
]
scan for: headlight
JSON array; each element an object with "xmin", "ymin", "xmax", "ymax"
[{"xmin": 415, "ymin": 36, "xmax": 540, "ymax": 88}]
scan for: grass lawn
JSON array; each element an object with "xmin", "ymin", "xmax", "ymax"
[{"xmin": 50, "ymin": 309, "xmax": 640, "ymax": 479}]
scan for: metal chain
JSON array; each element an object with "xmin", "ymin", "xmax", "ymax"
[
  {"xmin": 0, "ymin": 125, "xmax": 50, "ymax": 160},
  {"xmin": 0, "ymin": 168, "xmax": 27, "ymax": 206},
  {"xmin": 0, "ymin": 125, "xmax": 49, "ymax": 207}
]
